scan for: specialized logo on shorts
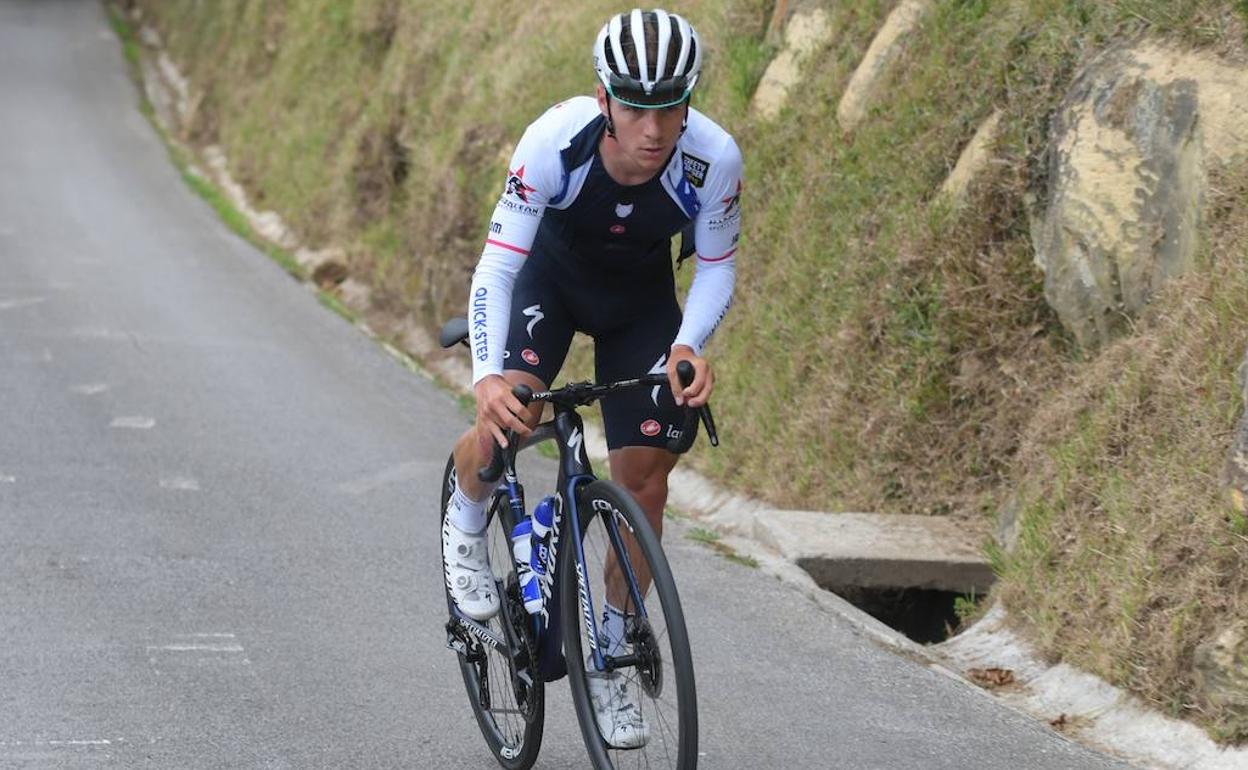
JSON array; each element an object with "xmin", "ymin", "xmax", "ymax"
[
  {"xmin": 609, "ymin": 224, "xmax": 626, "ymax": 235},
  {"xmin": 521, "ymin": 348, "xmax": 540, "ymax": 366},
  {"xmin": 614, "ymin": 202, "xmax": 634, "ymax": 218},
  {"xmin": 648, "ymin": 354, "xmax": 668, "ymax": 407},
  {"xmin": 682, "ymin": 153, "xmax": 711, "ymax": 188},
  {"xmin": 506, "ymin": 165, "xmax": 536, "ymax": 203},
  {"xmin": 522, "ymin": 304, "xmax": 544, "ymax": 338},
  {"xmin": 640, "ymin": 419, "xmax": 662, "ymax": 437}
]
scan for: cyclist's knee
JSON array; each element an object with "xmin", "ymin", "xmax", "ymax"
[{"xmin": 609, "ymin": 448, "xmax": 675, "ymax": 508}]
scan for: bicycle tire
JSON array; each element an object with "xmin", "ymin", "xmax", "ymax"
[
  {"xmin": 562, "ymin": 479, "xmax": 698, "ymax": 770},
  {"xmin": 440, "ymin": 454, "xmax": 544, "ymax": 769}
]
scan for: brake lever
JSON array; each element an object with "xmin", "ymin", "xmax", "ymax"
[
  {"xmin": 698, "ymin": 402, "xmax": 719, "ymax": 447},
  {"xmin": 665, "ymin": 360, "xmax": 719, "ymax": 454},
  {"xmin": 477, "ymin": 384, "xmax": 535, "ymax": 483}
]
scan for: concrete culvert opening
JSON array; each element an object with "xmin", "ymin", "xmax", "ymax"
[
  {"xmin": 831, "ymin": 585, "xmax": 972, "ymax": 644},
  {"xmin": 795, "ymin": 551, "xmax": 994, "ymax": 645},
  {"xmin": 762, "ymin": 511, "xmax": 996, "ymax": 644}
]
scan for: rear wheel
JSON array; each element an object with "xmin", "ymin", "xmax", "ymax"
[
  {"xmin": 440, "ymin": 454, "xmax": 544, "ymax": 769},
  {"xmin": 562, "ymin": 479, "xmax": 698, "ymax": 769}
]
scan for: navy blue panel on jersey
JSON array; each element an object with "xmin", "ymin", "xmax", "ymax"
[{"xmin": 533, "ymin": 124, "xmax": 691, "ymax": 288}]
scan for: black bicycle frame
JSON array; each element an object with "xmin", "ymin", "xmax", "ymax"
[
  {"xmin": 448, "ymin": 400, "xmax": 650, "ymax": 684},
  {"xmin": 447, "ymin": 361, "xmax": 715, "ymax": 686}
]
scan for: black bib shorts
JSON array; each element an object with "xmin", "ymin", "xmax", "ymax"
[{"xmin": 502, "ymin": 257, "xmax": 685, "ymax": 451}]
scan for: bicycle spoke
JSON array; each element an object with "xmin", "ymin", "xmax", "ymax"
[
  {"xmin": 441, "ymin": 457, "xmax": 544, "ymax": 768},
  {"xmin": 569, "ymin": 484, "xmax": 695, "ymax": 770}
]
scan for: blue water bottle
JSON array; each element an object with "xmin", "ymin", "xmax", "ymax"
[
  {"xmin": 511, "ymin": 518, "xmax": 542, "ymax": 614},
  {"xmin": 530, "ymin": 496, "xmax": 557, "ymax": 579}
]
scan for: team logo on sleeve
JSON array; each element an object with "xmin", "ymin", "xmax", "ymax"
[
  {"xmin": 506, "ymin": 166, "xmax": 536, "ymax": 203},
  {"xmin": 707, "ymin": 179, "xmax": 743, "ymax": 231},
  {"xmin": 681, "ymin": 153, "xmax": 710, "ymax": 188},
  {"xmin": 721, "ymin": 180, "xmax": 742, "ymax": 218}
]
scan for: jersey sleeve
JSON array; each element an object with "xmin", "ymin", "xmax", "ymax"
[
  {"xmin": 468, "ymin": 122, "xmax": 562, "ymax": 385},
  {"xmin": 673, "ymin": 137, "xmax": 741, "ymax": 354}
]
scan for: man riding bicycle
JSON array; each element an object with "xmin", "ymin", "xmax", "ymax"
[{"xmin": 442, "ymin": 8, "xmax": 741, "ymax": 748}]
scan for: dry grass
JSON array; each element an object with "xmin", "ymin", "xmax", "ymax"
[{"xmin": 999, "ymin": 170, "xmax": 1248, "ymax": 738}]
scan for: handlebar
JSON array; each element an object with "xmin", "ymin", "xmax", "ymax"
[{"xmin": 476, "ymin": 361, "xmax": 719, "ymax": 483}]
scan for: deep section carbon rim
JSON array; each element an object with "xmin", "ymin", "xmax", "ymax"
[
  {"xmin": 440, "ymin": 456, "xmax": 543, "ymax": 769},
  {"xmin": 563, "ymin": 480, "xmax": 698, "ymax": 769}
]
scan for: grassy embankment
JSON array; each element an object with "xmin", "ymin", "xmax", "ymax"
[{"xmin": 126, "ymin": 0, "xmax": 1248, "ymax": 740}]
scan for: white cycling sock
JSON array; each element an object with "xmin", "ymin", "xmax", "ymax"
[
  {"xmin": 601, "ymin": 602, "xmax": 627, "ymax": 656},
  {"xmin": 447, "ymin": 482, "xmax": 486, "ymax": 534}
]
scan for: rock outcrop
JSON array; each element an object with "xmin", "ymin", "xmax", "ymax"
[
  {"xmin": 1032, "ymin": 43, "xmax": 1248, "ymax": 350},
  {"xmin": 1194, "ymin": 621, "xmax": 1248, "ymax": 737},
  {"xmin": 752, "ymin": 8, "xmax": 831, "ymax": 120},
  {"xmin": 1230, "ymin": 352, "xmax": 1248, "ymax": 514},
  {"xmin": 836, "ymin": 0, "xmax": 930, "ymax": 132},
  {"xmin": 940, "ymin": 108, "xmax": 1004, "ymax": 204}
]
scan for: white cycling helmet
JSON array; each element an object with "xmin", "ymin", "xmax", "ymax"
[{"xmin": 593, "ymin": 8, "xmax": 702, "ymax": 108}]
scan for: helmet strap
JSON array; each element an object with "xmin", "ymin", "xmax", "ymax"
[{"xmin": 605, "ymin": 98, "xmax": 617, "ymax": 139}]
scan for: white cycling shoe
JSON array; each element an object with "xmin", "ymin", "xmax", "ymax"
[
  {"xmin": 442, "ymin": 517, "xmax": 500, "ymax": 621},
  {"xmin": 587, "ymin": 666, "xmax": 650, "ymax": 749}
]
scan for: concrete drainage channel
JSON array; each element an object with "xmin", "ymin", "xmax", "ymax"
[{"xmin": 752, "ymin": 510, "xmax": 995, "ymax": 645}]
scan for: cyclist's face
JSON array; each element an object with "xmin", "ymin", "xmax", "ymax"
[{"xmin": 598, "ymin": 86, "xmax": 687, "ymax": 175}]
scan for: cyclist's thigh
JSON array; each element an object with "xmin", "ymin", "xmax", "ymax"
[
  {"xmin": 593, "ymin": 293, "xmax": 685, "ymax": 451},
  {"xmin": 502, "ymin": 261, "xmax": 574, "ymax": 397}
]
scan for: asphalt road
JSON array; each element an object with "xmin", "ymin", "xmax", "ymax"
[{"xmin": 0, "ymin": 1, "xmax": 1137, "ymax": 768}]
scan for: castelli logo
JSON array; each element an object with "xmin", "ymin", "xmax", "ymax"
[
  {"xmin": 640, "ymin": 419, "xmax": 661, "ymax": 437},
  {"xmin": 521, "ymin": 348, "xmax": 540, "ymax": 366},
  {"xmin": 610, "ymin": 224, "xmax": 626, "ymax": 235}
]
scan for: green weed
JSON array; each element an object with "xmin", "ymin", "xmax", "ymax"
[
  {"xmin": 317, "ymin": 290, "xmax": 355, "ymax": 323},
  {"xmin": 685, "ymin": 527, "xmax": 721, "ymax": 545}
]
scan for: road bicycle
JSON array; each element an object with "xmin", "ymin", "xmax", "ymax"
[{"xmin": 437, "ymin": 317, "xmax": 718, "ymax": 770}]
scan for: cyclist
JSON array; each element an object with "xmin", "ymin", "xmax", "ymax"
[{"xmin": 442, "ymin": 8, "xmax": 741, "ymax": 748}]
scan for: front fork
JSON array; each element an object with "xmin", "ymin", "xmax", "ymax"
[{"xmin": 569, "ymin": 482, "xmax": 650, "ymax": 674}]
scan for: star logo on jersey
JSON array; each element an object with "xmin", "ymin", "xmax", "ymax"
[
  {"xmin": 721, "ymin": 180, "xmax": 742, "ymax": 218},
  {"xmin": 506, "ymin": 165, "xmax": 536, "ymax": 203}
]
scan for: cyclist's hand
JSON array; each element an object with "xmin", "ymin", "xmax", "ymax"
[
  {"xmin": 667, "ymin": 345, "xmax": 713, "ymax": 408},
  {"xmin": 474, "ymin": 374, "xmax": 532, "ymax": 453}
]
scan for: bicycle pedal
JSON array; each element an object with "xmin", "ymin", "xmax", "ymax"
[{"xmin": 445, "ymin": 622, "xmax": 470, "ymax": 656}]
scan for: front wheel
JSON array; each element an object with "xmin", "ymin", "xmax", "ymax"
[{"xmin": 562, "ymin": 480, "xmax": 698, "ymax": 769}]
